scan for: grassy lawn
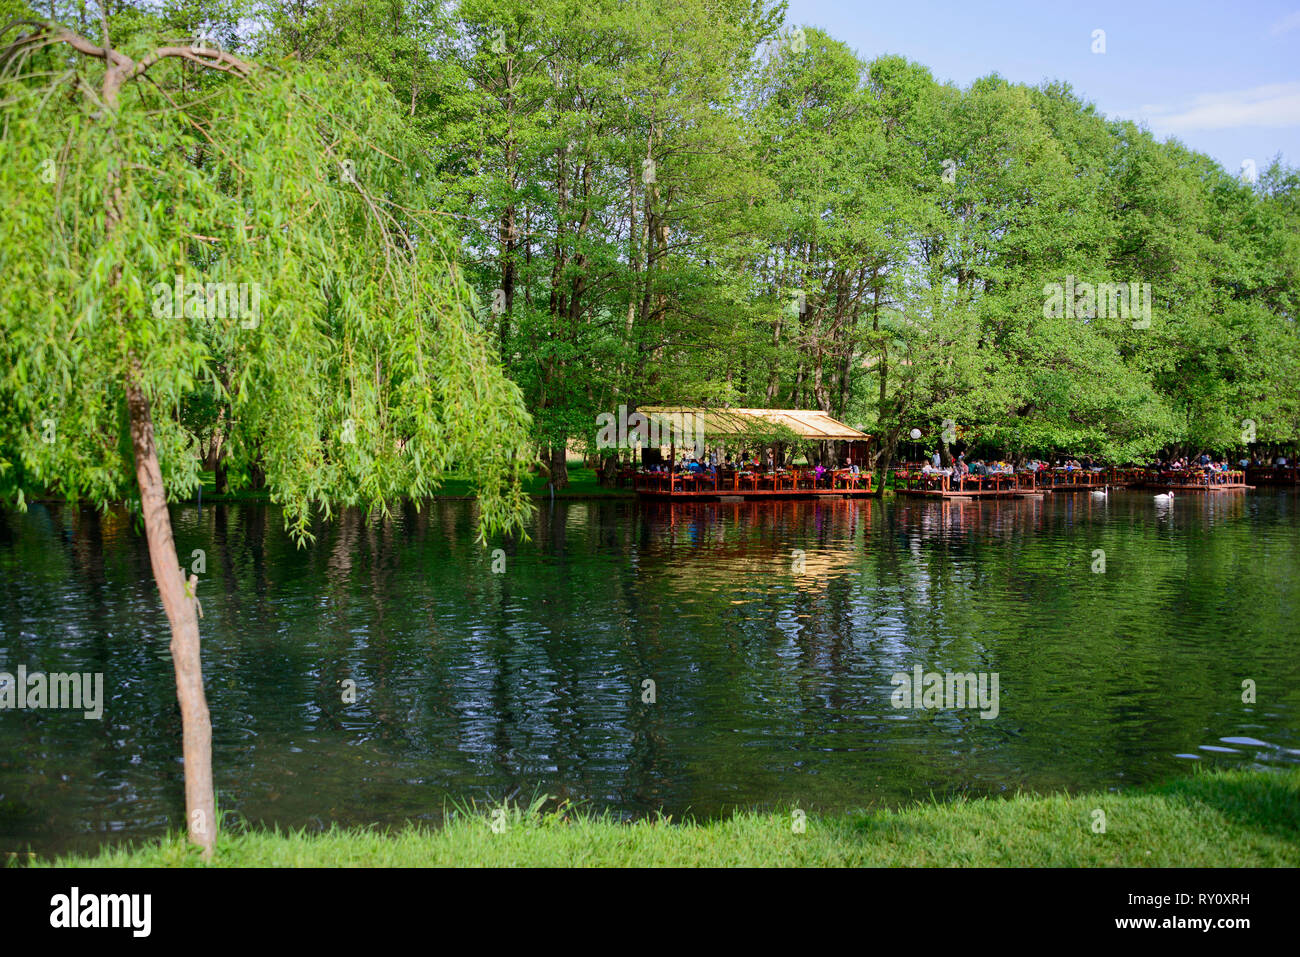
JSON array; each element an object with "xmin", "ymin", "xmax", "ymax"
[
  {"xmin": 443, "ymin": 467, "xmax": 632, "ymax": 499},
  {"xmin": 40, "ymin": 768, "xmax": 1299, "ymax": 867}
]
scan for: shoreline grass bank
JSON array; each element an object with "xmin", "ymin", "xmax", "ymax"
[{"xmin": 38, "ymin": 768, "xmax": 1299, "ymax": 867}]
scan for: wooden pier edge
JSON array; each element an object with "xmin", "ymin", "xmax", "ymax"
[{"xmin": 629, "ymin": 466, "xmax": 1260, "ymax": 501}]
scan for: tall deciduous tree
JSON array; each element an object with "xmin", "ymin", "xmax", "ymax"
[{"xmin": 0, "ymin": 12, "xmax": 532, "ymax": 855}]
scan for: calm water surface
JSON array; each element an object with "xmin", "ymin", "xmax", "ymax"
[{"xmin": 1, "ymin": 491, "xmax": 1297, "ymax": 855}]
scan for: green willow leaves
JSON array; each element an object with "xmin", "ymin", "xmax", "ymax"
[{"xmin": 0, "ymin": 26, "xmax": 533, "ymax": 539}]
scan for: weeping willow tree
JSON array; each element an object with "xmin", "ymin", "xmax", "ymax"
[{"xmin": 0, "ymin": 16, "xmax": 534, "ymax": 856}]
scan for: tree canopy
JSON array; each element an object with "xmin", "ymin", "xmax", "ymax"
[
  {"xmin": 225, "ymin": 0, "xmax": 1298, "ymax": 479},
  {"xmin": 1, "ymin": 5, "xmax": 533, "ymax": 538}
]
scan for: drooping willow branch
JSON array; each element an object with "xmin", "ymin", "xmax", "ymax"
[
  {"xmin": 0, "ymin": 19, "xmax": 423, "ymax": 273},
  {"xmin": 0, "ymin": 19, "xmax": 254, "ymax": 106}
]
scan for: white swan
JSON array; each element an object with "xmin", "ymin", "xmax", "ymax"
[
  {"xmin": 1091, "ymin": 487, "xmax": 1108, "ymax": 497},
  {"xmin": 1154, "ymin": 490, "xmax": 1175, "ymax": 502}
]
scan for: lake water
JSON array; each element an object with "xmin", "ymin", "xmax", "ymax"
[{"xmin": 2, "ymin": 491, "xmax": 1298, "ymax": 856}]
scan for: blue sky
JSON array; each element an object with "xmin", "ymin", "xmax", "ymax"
[{"xmin": 785, "ymin": 0, "xmax": 1299, "ymax": 176}]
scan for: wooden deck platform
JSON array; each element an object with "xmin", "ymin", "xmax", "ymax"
[
  {"xmin": 1246, "ymin": 466, "xmax": 1299, "ymax": 486},
  {"xmin": 1139, "ymin": 482, "xmax": 1252, "ymax": 492},
  {"xmin": 895, "ymin": 488, "xmax": 1027, "ymax": 499},
  {"xmin": 894, "ymin": 466, "xmax": 1254, "ymax": 498},
  {"xmin": 627, "ymin": 465, "xmax": 1260, "ymax": 501},
  {"xmin": 891, "ymin": 468, "xmax": 1096, "ymax": 497},
  {"xmin": 1140, "ymin": 468, "xmax": 1250, "ymax": 491},
  {"xmin": 631, "ymin": 467, "xmax": 871, "ymax": 500},
  {"xmin": 637, "ymin": 487, "xmax": 874, "ymax": 500}
]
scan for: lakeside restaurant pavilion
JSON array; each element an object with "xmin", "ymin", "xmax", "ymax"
[{"xmin": 627, "ymin": 407, "xmax": 872, "ymax": 499}]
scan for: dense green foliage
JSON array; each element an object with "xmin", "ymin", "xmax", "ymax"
[
  {"xmin": 3, "ymin": 0, "xmax": 1298, "ymax": 494},
  {"xmin": 44, "ymin": 769, "xmax": 1300, "ymax": 867},
  {"xmin": 0, "ymin": 1, "xmax": 532, "ymax": 535}
]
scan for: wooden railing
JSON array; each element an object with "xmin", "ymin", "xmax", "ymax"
[
  {"xmin": 892, "ymin": 469, "xmax": 1018, "ymax": 492},
  {"xmin": 1146, "ymin": 468, "xmax": 1246, "ymax": 487},
  {"xmin": 633, "ymin": 463, "xmax": 1256, "ymax": 494},
  {"xmin": 893, "ymin": 467, "xmax": 1106, "ymax": 492},
  {"xmin": 632, "ymin": 467, "xmax": 871, "ymax": 494},
  {"xmin": 1108, "ymin": 467, "xmax": 1147, "ymax": 486},
  {"xmin": 1246, "ymin": 465, "xmax": 1297, "ymax": 485}
]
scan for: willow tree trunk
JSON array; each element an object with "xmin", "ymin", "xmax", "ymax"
[
  {"xmin": 100, "ymin": 43, "xmax": 217, "ymax": 857},
  {"xmin": 126, "ymin": 363, "xmax": 216, "ymax": 857},
  {"xmin": 874, "ymin": 431, "xmax": 897, "ymax": 499}
]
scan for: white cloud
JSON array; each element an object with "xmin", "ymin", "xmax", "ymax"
[
  {"xmin": 1268, "ymin": 11, "xmax": 1300, "ymax": 36},
  {"xmin": 1134, "ymin": 83, "xmax": 1300, "ymax": 132}
]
